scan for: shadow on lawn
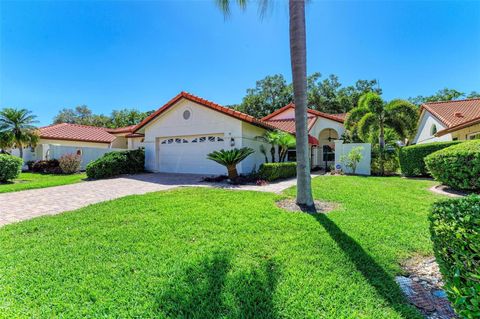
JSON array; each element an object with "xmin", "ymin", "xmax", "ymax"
[
  {"xmin": 312, "ymin": 213, "xmax": 422, "ymax": 319},
  {"xmin": 156, "ymin": 251, "xmax": 279, "ymax": 318}
]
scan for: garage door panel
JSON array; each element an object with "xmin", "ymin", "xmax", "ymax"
[{"xmin": 157, "ymin": 135, "xmax": 226, "ymax": 174}]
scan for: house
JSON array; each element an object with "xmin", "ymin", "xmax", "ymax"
[
  {"xmin": 132, "ymin": 92, "xmax": 346, "ymax": 175},
  {"xmin": 17, "ymin": 123, "xmax": 144, "ymax": 167},
  {"xmin": 413, "ymin": 98, "xmax": 480, "ymax": 144}
]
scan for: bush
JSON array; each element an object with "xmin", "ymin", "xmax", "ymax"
[
  {"xmin": 370, "ymin": 146, "xmax": 400, "ymax": 176},
  {"xmin": 59, "ymin": 153, "xmax": 81, "ymax": 174},
  {"xmin": 86, "ymin": 149, "xmax": 144, "ymax": 179},
  {"xmin": 32, "ymin": 159, "xmax": 60, "ymax": 174},
  {"xmin": 429, "ymin": 195, "xmax": 480, "ymax": 319},
  {"xmin": 425, "ymin": 140, "xmax": 480, "ymax": 190},
  {"xmin": 399, "ymin": 141, "xmax": 462, "ymax": 177},
  {"xmin": 0, "ymin": 154, "xmax": 23, "ymax": 182},
  {"xmin": 258, "ymin": 162, "xmax": 296, "ymax": 181}
]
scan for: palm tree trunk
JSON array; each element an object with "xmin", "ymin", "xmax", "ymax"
[
  {"xmin": 270, "ymin": 144, "xmax": 276, "ymax": 163},
  {"xmin": 379, "ymin": 123, "xmax": 385, "ymax": 176},
  {"xmin": 289, "ymin": 0, "xmax": 314, "ymax": 208},
  {"xmin": 227, "ymin": 165, "xmax": 238, "ymax": 180},
  {"xmin": 18, "ymin": 143, "xmax": 23, "ymax": 159}
]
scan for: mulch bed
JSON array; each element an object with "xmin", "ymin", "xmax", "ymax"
[{"xmin": 276, "ymin": 199, "xmax": 337, "ymax": 214}]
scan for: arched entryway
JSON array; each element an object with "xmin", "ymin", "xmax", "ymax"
[{"xmin": 318, "ymin": 128, "xmax": 339, "ymax": 171}]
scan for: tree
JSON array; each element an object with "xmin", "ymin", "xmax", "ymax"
[
  {"xmin": 340, "ymin": 146, "xmax": 363, "ymax": 175},
  {"xmin": 217, "ymin": 0, "xmax": 314, "ymax": 208},
  {"xmin": 207, "ymin": 147, "xmax": 254, "ymax": 180},
  {"xmin": 0, "ymin": 108, "xmax": 39, "ymax": 159},
  {"xmin": 110, "ymin": 109, "xmax": 151, "ymax": 128},
  {"xmin": 408, "ymin": 88, "xmax": 479, "ymax": 106},
  {"xmin": 276, "ymin": 131, "xmax": 296, "ymax": 162},
  {"xmin": 345, "ymin": 92, "xmax": 417, "ymax": 175}
]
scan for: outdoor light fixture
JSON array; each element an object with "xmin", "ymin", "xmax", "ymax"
[{"xmin": 230, "ymin": 137, "xmax": 235, "ymax": 147}]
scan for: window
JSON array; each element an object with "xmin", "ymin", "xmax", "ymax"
[
  {"xmin": 217, "ymin": 137, "xmax": 224, "ymax": 142},
  {"xmin": 183, "ymin": 110, "xmax": 191, "ymax": 120},
  {"xmin": 287, "ymin": 149, "xmax": 296, "ymax": 162},
  {"xmin": 468, "ymin": 132, "xmax": 480, "ymax": 140},
  {"xmin": 191, "ymin": 138, "xmax": 198, "ymax": 143},
  {"xmin": 175, "ymin": 138, "xmax": 182, "ymax": 144},
  {"xmin": 182, "ymin": 139, "xmax": 188, "ymax": 143},
  {"xmin": 167, "ymin": 139, "xmax": 174, "ymax": 144},
  {"xmin": 323, "ymin": 145, "xmax": 335, "ymax": 162},
  {"xmin": 161, "ymin": 140, "xmax": 167, "ymax": 144},
  {"xmin": 199, "ymin": 137, "xmax": 206, "ymax": 142},
  {"xmin": 430, "ymin": 124, "xmax": 438, "ymax": 136},
  {"xmin": 208, "ymin": 136, "xmax": 216, "ymax": 142}
]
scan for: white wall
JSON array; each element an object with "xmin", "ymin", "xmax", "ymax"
[
  {"xmin": 413, "ymin": 110, "xmax": 451, "ymax": 144},
  {"xmin": 268, "ymin": 108, "xmax": 295, "ymax": 120},
  {"xmin": 240, "ymin": 122, "xmax": 270, "ymax": 174},
  {"xmin": 334, "ymin": 141, "xmax": 371, "ymax": 175},
  {"xmin": 140, "ymin": 98, "xmax": 243, "ymax": 172},
  {"xmin": 127, "ymin": 137, "xmax": 144, "ymax": 150},
  {"xmin": 48, "ymin": 145, "xmax": 125, "ymax": 170}
]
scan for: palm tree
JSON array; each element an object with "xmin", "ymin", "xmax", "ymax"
[
  {"xmin": 216, "ymin": 0, "xmax": 314, "ymax": 208},
  {"xmin": 263, "ymin": 130, "xmax": 279, "ymax": 163},
  {"xmin": 207, "ymin": 147, "xmax": 255, "ymax": 180},
  {"xmin": 0, "ymin": 108, "xmax": 39, "ymax": 159},
  {"xmin": 276, "ymin": 131, "xmax": 296, "ymax": 162},
  {"xmin": 345, "ymin": 92, "xmax": 417, "ymax": 175}
]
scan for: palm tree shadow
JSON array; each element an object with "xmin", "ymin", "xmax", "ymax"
[
  {"xmin": 312, "ymin": 212, "xmax": 422, "ymax": 318},
  {"xmin": 155, "ymin": 250, "xmax": 279, "ymax": 318}
]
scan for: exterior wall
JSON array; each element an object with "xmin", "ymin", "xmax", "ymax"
[
  {"xmin": 414, "ymin": 111, "xmax": 450, "ymax": 144},
  {"xmin": 48, "ymin": 145, "xmax": 125, "ymax": 169},
  {"xmin": 451, "ymin": 123, "xmax": 480, "ymax": 140},
  {"xmin": 141, "ymin": 99, "xmax": 243, "ymax": 172},
  {"xmin": 110, "ymin": 136, "xmax": 129, "ymax": 149},
  {"xmin": 127, "ymin": 137, "xmax": 145, "ymax": 150},
  {"xmin": 334, "ymin": 141, "xmax": 372, "ymax": 175},
  {"xmin": 309, "ymin": 118, "xmax": 345, "ymax": 168},
  {"xmin": 38, "ymin": 138, "xmax": 111, "ymax": 149},
  {"xmin": 239, "ymin": 122, "xmax": 270, "ymax": 174},
  {"xmin": 309, "ymin": 117, "xmax": 345, "ymax": 139}
]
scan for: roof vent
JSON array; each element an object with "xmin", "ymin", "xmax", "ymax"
[{"xmin": 454, "ymin": 112, "xmax": 463, "ymax": 118}]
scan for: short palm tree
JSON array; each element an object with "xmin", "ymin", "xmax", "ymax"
[
  {"xmin": 207, "ymin": 147, "xmax": 255, "ymax": 180},
  {"xmin": 276, "ymin": 131, "xmax": 296, "ymax": 162},
  {"xmin": 0, "ymin": 108, "xmax": 39, "ymax": 159},
  {"xmin": 345, "ymin": 92, "xmax": 417, "ymax": 175}
]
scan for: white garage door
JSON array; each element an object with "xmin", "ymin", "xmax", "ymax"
[{"xmin": 157, "ymin": 135, "xmax": 226, "ymax": 174}]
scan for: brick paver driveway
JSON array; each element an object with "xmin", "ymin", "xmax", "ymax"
[{"xmin": 0, "ymin": 173, "xmax": 206, "ymax": 227}]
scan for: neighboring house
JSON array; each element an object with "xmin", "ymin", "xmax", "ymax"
[
  {"xmin": 15, "ymin": 123, "xmax": 144, "ymax": 166},
  {"xmin": 413, "ymin": 98, "xmax": 480, "ymax": 144},
  {"xmin": 132, "ymin": 92, "xmax": 346, "ymax": 175}
]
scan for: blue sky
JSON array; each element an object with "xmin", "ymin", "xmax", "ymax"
[{"xmin": 1, "ymin": 0, "xmax": 479, "ymax": 126}]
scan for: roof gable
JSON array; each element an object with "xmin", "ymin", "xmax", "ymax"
[
  {"xmin": 261, "ymin": 103, "xmax": 345, "ymax": 123},
  {"xmin": 133, "ymin": 92, "xmax": 276, "ymax": 132},
  {"xmin": 421, "ymin": 98, "xmax": 480, "ymax": 129}
]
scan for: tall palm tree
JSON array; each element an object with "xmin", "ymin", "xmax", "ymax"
[
  {"xmin": 216, "ymin": 0, "xmax": 314, "ymax": 208},
  {"xmin": 0, "ymin": 108, "xmax": 39, "ymax": 159},
  {"xmin": 345, "ymin": 92, "xmax": 417, "ymax": 175}
]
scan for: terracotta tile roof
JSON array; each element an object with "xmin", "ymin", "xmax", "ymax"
[
  {"xmin": 421, "ymin": 99, "xmax": 480, "ymax": 136},
  {"xmin": 106, "ymin": 125, "xmax": 136, "ymax": 134},
  {"xmin": 39, "ymin": 123, "xmax": 117, "ymax": 144},
  {"xmin": 261, "ymin": 103, "xmax": 345, "ymax": 123},
  {"xmin": 133, "ymin": 91, "xmax": 278, "ymax": 132}
]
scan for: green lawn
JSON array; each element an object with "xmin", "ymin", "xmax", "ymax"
[
  {"xmin": 0, "ymin": 172, "xmax": 86, "ymax": 193},
  {"xmin": 0, "ymin": 176, "xmax": 440, "ymax": 318}
]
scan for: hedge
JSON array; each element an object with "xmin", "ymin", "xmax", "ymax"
[
  {"xmin": 31, "ymin": 159, "xmax": 60, "ymax": 174},
  {"xmin": 0, "ymin": 154, "xmax": 23, "ymax": 182},
  {"xmin": 430, "ymin": 195, "xmax": 480, "ymax": 319},
  {"xmin": 258, "ymin": 162, "xmax": 296, "ymax": 181},
  {"xmin": 425, "ymin": 140, "xmax": 480, "ymax": 190},
  {"xmin": 399, "ymin": 141, "xmax": 462, "ymax": 177},
  {"xmin": 86, "ymin": 149, "xmax": 145, "ymax": 179}
]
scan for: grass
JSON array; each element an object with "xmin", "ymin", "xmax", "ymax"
[
  {"xmin": 0, "ymin": 176, "xmax": 440, "ymax": 318},
  {"xmin": 0, "ymin": 172, "xmax": 86, "ymax": 193}
]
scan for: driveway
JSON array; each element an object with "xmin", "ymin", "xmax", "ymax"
[{"xmin": 0, "ymin": 172, "xmax": 315, "ymax": 227}]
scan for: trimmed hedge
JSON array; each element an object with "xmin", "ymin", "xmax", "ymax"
[
  {"xmin": 258, "ymin": 162, "xmax": 296, "ymax": 181},
  {"xmin": 425, "ymin": 140, "xmax": 480, "ymax": 190},
  {"xmin": 430, "ymin": 195, "xmax": 480, "ymax": 319},
  {"xmin": 399, "ymin": 141, "xmax": 462, "ymax": 177},
  {"xmin": 0, "ymin": 154, "xmax": 23, "ymax": 182},
  {"xmin": 32, "ymin": 159, "xmax": 60, "ymax": 174},
  {"xmin": 86, "ymin": 149, "xmax": 145, "ymax": 179}
]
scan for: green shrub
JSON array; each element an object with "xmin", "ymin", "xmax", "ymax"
[
  {"xmin": 425, "ymin": 140, "xmax": 480, "ymax": 190},
  {"xmin": 258, "ymin": 162, "xmax": 296, "ymax": 181},
  {"xmin": 372, "ymin": 147, "xmax": 400, "ymax": 176},
  {"xmin": 32, "ymin": 159, "xmax": 60, "ymax": 174},
  {"xmin": 429, "ymin": 195, "xmax": 480, "ymax": 319},
  {"xmin": 399, "ymin": 141, "xmax": 462, "ymax": 177},
  {"xmin": 86, "ymin": 149, "xmax": 144, "ymax": 179},
  {"xmin": 0, "ymin": 154, "xmax": 23, "ymax": 182}
]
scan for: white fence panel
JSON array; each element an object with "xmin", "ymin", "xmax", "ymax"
[
  {"xmin": 48, "ymin": 145, "xmax": 125, "ymax": 170},
  {"xmin": 334, "ymin": 141, "xmax": 372, "ymax": 175}
]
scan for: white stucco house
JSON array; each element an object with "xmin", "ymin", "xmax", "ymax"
[
  {"xmin": 413, "ymin": 98, "xmax": 480, "ymax": 144},
  {"xmin": 132, "ymin": 92, "xmax": 347, "ymax": 175}
]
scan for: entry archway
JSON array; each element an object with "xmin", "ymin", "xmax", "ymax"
[{"xmin": 318, "ymin": 128, "xmax": 339, "ymax": 171}]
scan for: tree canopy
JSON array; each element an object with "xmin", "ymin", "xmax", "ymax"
[
  {"xmin": 53, "ymin": 106, "xmax": 153, "ymax": 128},
  {"xmin": 408, "ymin": 88, "xmax": 480, "ymax": 106},
  {"xmin": 234, "ymin": 72, "xmax": 382, "ymax": 118}
]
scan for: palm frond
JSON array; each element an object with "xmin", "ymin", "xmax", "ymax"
[
  {"xmin": 357, "ymin": 112, "xmax": 378, "ymax": 142},
  {"xmin": 344, "ymin": 107, "xmax": 369, "ymax": 130}
]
